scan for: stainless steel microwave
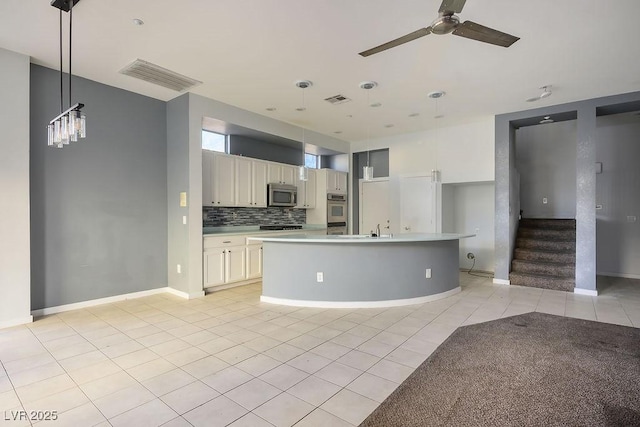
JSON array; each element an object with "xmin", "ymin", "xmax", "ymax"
[{"xmin": 268, "ymin": 183, "xmax": 297, "ymax": 207}]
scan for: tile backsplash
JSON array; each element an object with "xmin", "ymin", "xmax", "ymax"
[{"xmin": 203, "ymin": 207, "xmax": 306, "ymax": 227}]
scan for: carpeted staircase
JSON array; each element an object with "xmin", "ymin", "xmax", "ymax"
[{"xmin": 510, "ymin": 218, "xmax": 576, "ymax": 292}]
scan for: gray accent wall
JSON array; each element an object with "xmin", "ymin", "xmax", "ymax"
[
  {"xmin": 229, "ymin": 135, "xmax": 302, "ymax": 165},
  {"xmin": 516, "ymin": 121, "xmax": 577, "ymax": 219},
  {"xmin": 30, "ymin": 65, "xmax": 167, "ymax": 310},
  {"xmin": 595, "ymin": 113, "xmax": 640, "ymax": 277},
  {"xmin": 0, "ymin": 48, "xmax": 31, "ymax": 326},
  {"xmin": 495, "ymin": 90, "xmax": 640, "ymax": 292}
]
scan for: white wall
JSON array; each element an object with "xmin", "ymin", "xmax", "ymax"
[
  {"xmin": 515, "ymin": 121, "xmax": 577, "ymax": 218},
  {"xmin": 442, "ymin": 183, "xmax": 495, "ymax": 272},
  {"xmin": 351, "ymin": 117, "xmax": 495, "ymax": 237},
  {"xmin": 0, "ymin": 48, "xmax": 31, "ymax": 328},
  {"xmin": 596, "ymin": 113, "xmax": 640, "ymax": 278}
]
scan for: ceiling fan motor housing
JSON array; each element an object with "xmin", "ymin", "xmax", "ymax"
[{"xmin": 431, "ymin": 14, "xmax": 460, "ymax": 35}]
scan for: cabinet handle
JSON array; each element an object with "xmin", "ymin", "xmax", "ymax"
[{"xmin": 223, "ymin": 240, "xmax": 231, "ymax": 243}]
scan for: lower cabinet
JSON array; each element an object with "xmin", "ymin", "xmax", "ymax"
[{"xmin": 246, "ymin": 243, "xmax": 263, "ymax": 279}]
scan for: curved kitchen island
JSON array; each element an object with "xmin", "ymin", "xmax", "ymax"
[{"xmin": 248, "ymin": 233, "xmax": 474, "ymax": 308}]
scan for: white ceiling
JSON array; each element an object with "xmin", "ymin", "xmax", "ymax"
[{"xmin": 2, "ymin": 0, "xmax": 640, "ymax": 142}]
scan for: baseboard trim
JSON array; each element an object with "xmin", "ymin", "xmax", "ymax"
[
  {"xmin": 574, "ymin": 288, "xmax": 598, "ymax": 296},
  {"xmin": 597, "ymin": 272, "xmax": 640, "ymax": 280},
  {"xmin": 260, "ymin": 287, "xmax": 461, "ymax": 309},
  {"xmin": 31, "ymin": 287, "xmax": 194, "ymax": 317},
  {"xmin": 493, "ymin": 278, "xmax": 510, "ymax": 286},
  {"xmin": 165, "ymin": 287, "xmax": 204, "ymax": 299},
  {"xmin": 0, "ymin": 315, "xmax": 33, "ymax": 329}
]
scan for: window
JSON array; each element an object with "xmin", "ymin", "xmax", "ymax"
[
  {"xmin": 202, "ymin": 130, "xmax": 227, "ymax": 153},
  {"xmin": 304, "ymin": 153, "xmax": 319, "ymax": 169}
]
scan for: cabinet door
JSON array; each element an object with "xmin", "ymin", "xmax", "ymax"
[
  {"xmin": 296, "ymin": 173, "xmax": 306, "ymax": 209},
  {"xmin": 213, "ymin": 154, "xmax": 236, "ymax": 206},
  {"xmin": 202, "ymin": 151, "xmax": 216, "ymax": 206},
  {"xmin": 252, "ymin": 160, "xmax": 268, "ymax": 207},
  {"xmin": 326, "ymin": 170, "xmax": 337, "ymax": 192},
  {"xmin": 336, "ymin": 172, "xmax": 348, "ymax": 194},
  {"xmin": 246, "ymin": 244, "xmax": 263, "ymax": 279},
  {"xmin": 305, "ymin": 169, "xmax": 317, "ymax": 208},
  {"xmin": 225, "ymin": 247, "xmax": 246, "ymax": 283},
  {"xmin": 203, "ymin": 250, "xmax": 225, "ymax": 287},
  {"xmin": 267, "ymin": 163, "xmax": 282, "ymax": 184},
  {"xmin": 235, "ymin": 157, "xmax": 252, "ymax": 207},
  {"xmin": 281, "ymin": 165, "xmax": 297, "ymax": 186}
]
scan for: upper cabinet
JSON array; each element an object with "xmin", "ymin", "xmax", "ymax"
[
  {"xmin": 326, "ymin": 169, "xmax": 348, "ymax": 194},
  {"xmin": 203, "ymin": 151, "xmax": 236, "ymax": 206},
  {"xmin": 236, "ymin": 157, "xmax": 267, "ymax": 207},
  {"xmin": 204, "ymin": 152, "xmax": 267, "ymax": 207},
  {"xmin": 297, "ymin": 168, "xmax": 317, "ymax": 209},
  {"xmin": 267, "ymin": 163, "xmax": 296, "ymax": 186}
]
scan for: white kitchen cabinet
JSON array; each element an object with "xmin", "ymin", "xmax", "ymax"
[
  {"xmin": 202, "ymin": 150, "xmax": 215, "ymax": 207},
  {"xmin": 252, "ymin": 160, "xmax": 268, "ymax": 207},
  {"xmin": 203, "ymin": 235, "xmax": 247, "ymax": 288},
  {"xmin": 268, "ymin": 163, "xmax": 296, "ymax": 185},
  {"xmin": 236, "ymin": 158, "xmax": 267, "ymax": 207},
  {"xmin": 212, "ymin": 153, "xmax": 236, "ymax": 206},
  {"xmin": 297, "ymin": 168, "xmax": 317, "ymax": 209},
  {"xmin": 246, "ymin": 243, "xmax": 263, "ymax": 279},
  {"xmin": 326, "ymin": 169, "xmax": 348, "ymax": 194}
]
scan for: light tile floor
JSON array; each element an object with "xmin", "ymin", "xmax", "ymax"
[{"xmin": 1, "ymin": 274, "xmax": 638, "ymax": 426}]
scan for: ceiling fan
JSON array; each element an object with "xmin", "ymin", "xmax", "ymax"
[{"xmin": 359, "ymin": 0, "xmax": 520, "ymax": 57}]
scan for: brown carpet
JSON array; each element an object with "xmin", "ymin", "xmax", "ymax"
[{"xmin": 360, "ymin": 312, "xmax": 640, "ymax": 427}]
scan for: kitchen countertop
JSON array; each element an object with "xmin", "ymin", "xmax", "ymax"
[
  {"xmin": 249, "ymin": 232, "xmax": 474, "ymax": 243},
  {"xmin": 203, "ymin": 224, "xmax": 327, "ymax": 236}
]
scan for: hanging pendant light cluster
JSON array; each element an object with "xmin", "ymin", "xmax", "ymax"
[
  {"xmin": 295, "ymin": 80, "xmax": 312, "ymax": 181},
  {"xmin": 360, "ymin": 81, "xmax": 377, "ymax": 181},
  {"xmin": 47, "ymin": 0, "xmax": 87, "ymax": 148}
]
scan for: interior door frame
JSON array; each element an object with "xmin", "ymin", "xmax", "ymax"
[{"xmin": 358, "ymin": 177, "xmax": 390, "ymax": 234}]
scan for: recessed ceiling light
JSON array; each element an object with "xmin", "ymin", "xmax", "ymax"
[
  {"xmin": 132, "ymin": 18, "xmax": 144, "ymax": 26},
  {"xmin": 408, "ymin": 113, "xmax": 420, "ymax": 117},
  {"xmin": 334, "ymin": 131, "xmax": 343, "ymax": 134},
  {"xmin": 434, "ymin": 114, "xmax": 444, "ymax": 119},
  {"xmin": 370, "ymin": 102, "xmax": 382, "ymax": 108},
  {"xmin": 359, "ymin": 81, "xmax": 378, "ymax": 90},
  {"xmin": 384, "ymin": 124, "xmax": 394, "ymax": 128},
  {"xmin": 294, "ymin": 80, "xmax": 312, "ymax": 89},
  {"xmin": 265, "ymin": 107, "xmax": 276, "ymax": 112},
  {"xmin": 346, "ymin": 114, "xmax": 353, "ymax": 118},
  {"xmin": 428, "ymin": 91, "xmax": 446, "ymax": 99},
  {"xmin": 295, "ymin": 107, "xmax": 306, "ymax": 112}
]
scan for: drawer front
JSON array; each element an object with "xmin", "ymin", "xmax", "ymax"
[{"xmin": 204, "ymin": 235, "xmax": 246, "ymax": 249}]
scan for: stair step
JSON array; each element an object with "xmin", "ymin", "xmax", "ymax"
[
  {"xmin": 519, "ymin": 218, "xmax": 576, "ymax": 230},
  {"xmin": 509, "ymin": 272, "xmax": 574, "ymax": 292},
  {"xmin": 514, "ymin": 248, "xmax": 575, "ymax": 263},
  {"xmin": 511, "ymin": 259, "xmax": 574, "ymax": 277},
  {"xmin": 518, "ymin": 227, "xmax": 576, "ymax": 240},
  {"xmin": 516, "ymin": 238, "xmax": 576, "ymax": 251}
]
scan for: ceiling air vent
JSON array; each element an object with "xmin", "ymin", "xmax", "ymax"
[
  {"xmin": 324, "ymin": 94, "xmax": 352, "ymax": 105},
  {"xmin": 119, "ymin": 59, "xmax": 202, "ymax": 92}
]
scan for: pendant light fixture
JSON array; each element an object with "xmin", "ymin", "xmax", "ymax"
[
  {"xmin": 428, "ymin": 90, "xmax": 445, "ymax": 182},
  {"xmin": 295, "ymin": 80, "xmax": 312, "ymax": 181},
  {"xmin": 360, "ymin": 81, "xmax": 377, "ymax": 181},
  {"xmin": 47, "ymin": 0, "xmax": 87, "ymax": 148}
]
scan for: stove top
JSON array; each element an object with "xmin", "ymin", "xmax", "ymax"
[{"xmin": 259, "ymin": 225, "xmax": 303, "ymax": 231}]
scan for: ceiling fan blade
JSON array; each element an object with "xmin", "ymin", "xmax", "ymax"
[
  {"xmin": 452, "ymin": 20, "xmax": 519, "ymax": 47},
  {"xmin": 359, "ymin": 27, "xmax": 431, "ymax": 57},
  {"xmin": 438, "ymin": 0, "xmax": 467, "ymax": 14}
]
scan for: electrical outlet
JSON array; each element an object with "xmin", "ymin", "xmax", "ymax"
[
  {"xmin": 177, "ymin": 264, "xmax": 181, "ymax": 274},
  {"xmin": 316, "ymin": 272, "xmax": 324, "ymax": 282},
  {"xmin": 543, "ymin": 197, "xmax": 548, "ymax": 204},
  {"xmin": 425, "ymin": 268, "xmax": 432, "ymax": 279}
]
